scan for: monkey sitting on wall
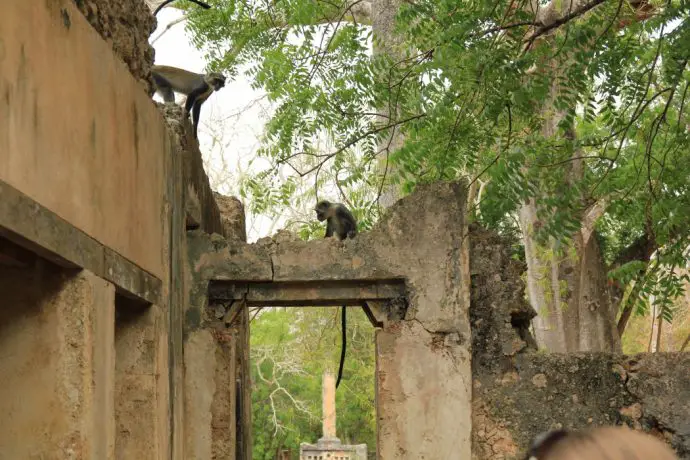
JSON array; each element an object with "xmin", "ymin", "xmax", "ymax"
[
  {"xmin": 314, "ymin": 200, "xmax": 357, "ymax": 390},
  {"xmin": 151, "ymin": 65, "xmax": 226, "ymax": 139},
  {"xmin": 314, "ymin": 200, "xmax": 357, "ymax": 241}
]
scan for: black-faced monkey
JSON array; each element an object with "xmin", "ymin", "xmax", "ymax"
[
  {"xmin": 314, "ymin": 200, "xmax": 357, "ymax": 240},
  {"xmin": 151, "ymin": 65, "xmax": 226, "ymax": 139},
  {"xmin": 313, "ymin": 199, "xmax": 357, "ymax": 390}
]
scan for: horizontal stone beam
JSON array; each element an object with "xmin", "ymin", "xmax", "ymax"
[
  {"xmin": 208, "ymin": 280, "xmax": 406, "ymax": 306},
  {"xmin": 0, "ymin": 179, "xmax": 162, "ymax": 305}
]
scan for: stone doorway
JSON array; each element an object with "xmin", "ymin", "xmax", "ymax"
[{"xmin": 186, "ymin": 181, "xmax": 473, "ymax": 459}]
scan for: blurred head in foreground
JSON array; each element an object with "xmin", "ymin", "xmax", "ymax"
[{"xmin": 524, "ymin": 426, "xmax": 678, "ymax": 460}]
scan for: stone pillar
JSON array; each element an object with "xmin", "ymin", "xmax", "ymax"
[
  {"xmin": 321, "ymin": 371, "xmax": 338, "ymax": 442},
  {"xmin": 299, "ymin": 371, "xmax": 367, "ymax": 459}
]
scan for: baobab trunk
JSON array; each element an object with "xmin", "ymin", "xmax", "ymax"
[{"xmin": 371, "ymin": 0, "xmax": 406, "ymax": 208}]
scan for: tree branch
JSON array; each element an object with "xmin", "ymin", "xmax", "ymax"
[
  {"xmin": 279, "ymin": 113, "xmax": 426, "ymax": 177},
  {"xmin": 580, "ymin": 197, "xmax": 608, "ymax": 244},
  {"xmin": 524, "ymin": 0, "xmax": 609, "ymax": 52}
]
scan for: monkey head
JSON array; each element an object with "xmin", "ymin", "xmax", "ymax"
[
  {"xmin": 206, "ymin": 72, "xmax": 226, "ymax": 91},
  {"xmin": 314, "ymin": 200, "xmax": 332, "ymax": 222}
]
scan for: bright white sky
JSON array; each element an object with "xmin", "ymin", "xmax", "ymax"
[{"xmin": 151, "ymin": 8, "xmax": 280, "ymax": 241}]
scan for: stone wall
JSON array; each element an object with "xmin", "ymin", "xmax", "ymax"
[
  {"xmin": 215, "ymin": 193, "xmax": 247, "ymax": 242},
  {"xmin": 1, "ymin": 0, "xmax": 167, "ymax": 279},
  {"xmin": 72, "ymin": 0, "xmax": 156, "ymax": 93},
  {"xmin": 184, "ymin": 228, "xmax": 252, "ymax": 459},
  {"xmin": 188, "ymin": 181, "xmax": 474, "ymax": 459},
  {"xmin": 149, "ymin": 93, "xmax": 254, "ymax": 460},
  {"xmin": 0, "ymin": 262, "xmax": 116, "ymax": 458},
  {"xmin": 469, "ymin": 226, "xmax": 690, "ymax": 459}
]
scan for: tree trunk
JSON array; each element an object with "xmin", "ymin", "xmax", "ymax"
[
  {"xmin": 617, "ymin": 279, "xmax": 641, "ymax": 336},
  {"xmin": 648, "ymin": 298, "xmax": 658, "ymax": 352},
  {"xmin": 519, "ymin": 202, "xmax": 568, "ymax": 351},
  {"xmin": 521, "ymin": 208, "xmax": 621, "ymax": 352},
  {"xmin": 371, "ymin": 0, "xmax": 407, "ymax": 208},
  {"xmin": 680, "ymin": 332, "xmax": 690, "ymax": 352},
  {"xmin": 655, "ymin": 316, "xmax": 664, "ymax": 352},
  {"xmin": 518, "ymin": 22, "xmax": 622, "ymax": 352}
]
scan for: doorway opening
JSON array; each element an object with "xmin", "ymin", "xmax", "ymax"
[{"xmin": 208, "ymin": 279, "xmax": 407, "ymax": 460}]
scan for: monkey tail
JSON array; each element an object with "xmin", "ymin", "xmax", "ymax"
[
  {"xmin": 154, "ymin": 0, "xmax": 211, "ymax": 16},
  {"xmin": 336, "ymin": 305, "xmax": 346, "ymax": 389},
  {"xmin": 153, "ymin": 0, "xmax": 176, "ymax": 15}
]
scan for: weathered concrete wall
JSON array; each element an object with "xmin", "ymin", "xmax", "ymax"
[
  {"xmin": 0, "ymin": 263, "xmax": 116, "ymax": 458},
  {"xmin": 0, "ymin": 2, "xmax": 206, "ymax": 460},
  {"xmin": 71, "ymin": 0, "xmax": 156, "ymax": 93},
  {"xmin": 184, "ymin": 179, "xmax": 252, "ymax": 459},
  {"xmin": 468, "ymin": 226, "xmax": 690, "ymax": 459},
  {"xmin": 189, "ymin": 181, "xmax": 473, "ymax": 459},
  {"xmin": 0, "ymin": 0, "xmax": 167, "ymax": 279},
  {"xmin": 114, "ymin": 295, "xmax": 167, "ymax": 459}
]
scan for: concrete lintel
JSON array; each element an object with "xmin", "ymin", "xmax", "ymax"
[
  {"xmin": 104, "ymin": 248, "xmax": 162, "ymax": 304},
  {"xmin": 0, "ymin": 179, "xmax": 162, "ymax": 304},
  {"xmin": 189, "ymin": 235, "xmax": 273, "ymax": 282},
  {"xmin": 208, "ymin": 280, "xmax": 406, "ymax": 307}
]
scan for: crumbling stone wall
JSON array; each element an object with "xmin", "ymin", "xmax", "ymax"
[
  {"xmin": 189, "ymin": 181, "xmax": 474, "ymax": 459},
  {"xmin": 469, "ymin": 224, "xmax": 537, "ymax": 376},
  {"xmin": 214, "ymin": 193, "xmax": 247, "ymax": 242},
  {"xmin": 0, "ymin": 262, "xmax": 116, "ymax": 458},
  {"xmin": 72, "ymin": 0, "xmax": 156, "ymax": 93},
  {"xmin": 161, "ymin": 105, "xmax": 226, "ymax": 236},
  {"xmin": 472, "ymin": 352, "xmax": 690, "ymax": 459},
  {"xmin": 158, "ymin": 98, "xmax": 254, "ymax": 459},
  {"xmin": 469, "ymin": 226, "xmax": 690, "ymax": 459}
]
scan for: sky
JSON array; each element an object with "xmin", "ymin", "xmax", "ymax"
[{"xmin": 151, "ymin": 8, "xmax": 280, "ymax": 241}]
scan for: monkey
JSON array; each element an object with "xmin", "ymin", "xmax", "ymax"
[
  {"xmin": 151, "ymin": 65, "xmax": 226, "ymax": 139},
  {"xmin": 314, "ymin": 200, "xmax": 357, "ymax": 240},
  {"xmin": 313, "ymin": 200, "xmax": 357, "ymax": 389}
]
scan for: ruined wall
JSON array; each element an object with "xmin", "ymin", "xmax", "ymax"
[
  {"xmin": 72, "ymin": 0, "xmax": 156, "ymax": 93},
  {"xmin": 0, "ymin": 0, "xmax": 167, "ymax": 279},
  {"xmin": 469, "ymin": 226, "xmax": 690, "ymax": 459},
  {"xmin": 147, "ymin": 101, "xmax": 255, "ymax": 459},
  {"xmin": 189, "ymin": 181, "xmax": 474, "ymax": 459},
  {"xmin": 215, "ymin": 193, "xmax": 248, "ymax": 242},
  {"xmin": 0, "ymin": 2, "xmax": 192, "ymax": 459},
  {"xmin": 0, "ymin": 262, "xmax": 116, "ymax": 458},
  {"xmin": 161, "ymin": 105, "xmax": 226, "ymax": 237},
  {"xmin": 184, "ymin": 222, "xmax": 252, "ymax": 458},
  {"xmin": 114, "ymin": 295, "xmax": 166, "ymax": 459}
]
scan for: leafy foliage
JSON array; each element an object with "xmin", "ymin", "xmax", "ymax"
[
  {"xmin": 250, "ymin": 307, "xmax": 376, "ymax": 459},
  {"xmin": 186, "ymin": 0, "xmax": 690, "ymax": 318}
]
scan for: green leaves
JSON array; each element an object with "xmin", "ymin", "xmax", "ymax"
[
  {"xmin": 250, "ymin": 308, "xmax": 376, "ymax": 458},
  {"xmin": 186, "ymin": 0, "xmax": 690, "ymax": 322}
]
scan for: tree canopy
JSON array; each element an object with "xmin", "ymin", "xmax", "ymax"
[{"xmin": 185, "ymin": 0, "xmax": 689, "ymax": 327}]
